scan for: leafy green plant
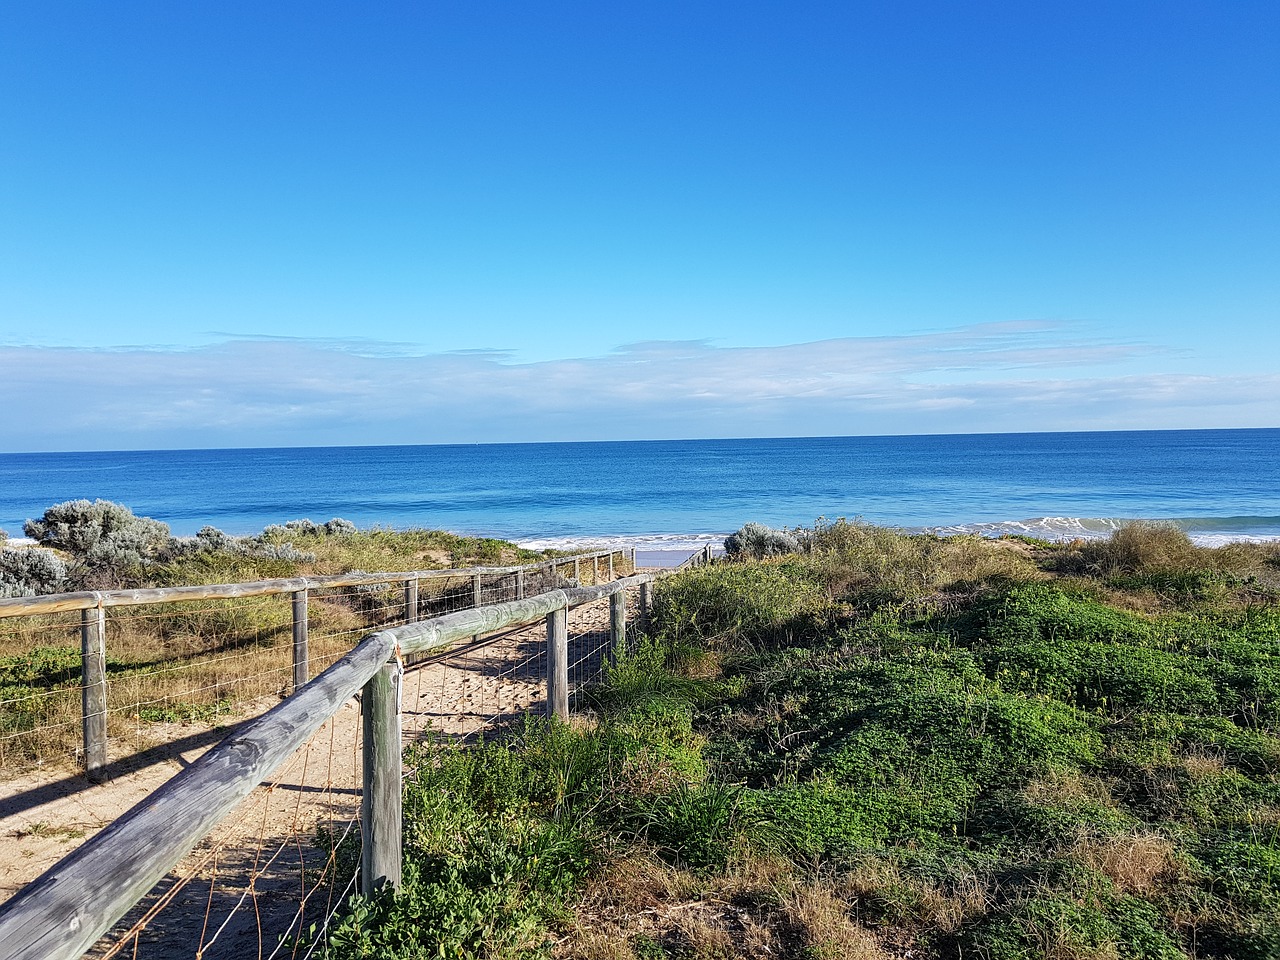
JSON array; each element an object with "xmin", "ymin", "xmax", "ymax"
[{"xmin": 136, "ymin": 697, "xmax": 233, "ymax": 725}]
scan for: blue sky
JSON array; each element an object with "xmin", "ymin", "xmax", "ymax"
[{"xmin": 2, "ymin": 2, "xmax": 1276, "ymax": 451}]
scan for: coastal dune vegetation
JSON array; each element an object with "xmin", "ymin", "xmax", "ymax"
[
  {"xmin": 309, "ymin": 519, "xmax": 1280, "ymax": 959},
  {"xmin": 0, "ymin": 499, "xmax": 560, "ymax": 769}
]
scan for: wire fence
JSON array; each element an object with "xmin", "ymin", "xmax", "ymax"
[
  {"xmin": 0, "ymin": 553, "xmax": 628, "ymax": 777},
  {"xmin": 0, "ymin": 553, "xmax": 650, "ymax": 960},
  {"xmin": 80, "ymin": 587, "xmax": 643, "ymax": 960}
]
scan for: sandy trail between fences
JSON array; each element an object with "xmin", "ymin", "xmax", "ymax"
[{"xmin": 0, "ymin": 594, "xmax": 629, "ymax": 959}]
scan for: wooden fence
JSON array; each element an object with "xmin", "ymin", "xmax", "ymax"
[
  {"xmin": 0, "ymin": 565, "xmax": 654, "ymax": 960},
  {"xmin": 0, "ymin": 548, "xmax": 633, "ymax": 780}
]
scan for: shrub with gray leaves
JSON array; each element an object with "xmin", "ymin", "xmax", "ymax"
[
  {"xmin": 724, "ymin": 522, "xmax": 799, "ymax": 560},
  {"xmin": 165, "ymin": 525, "xmax": 315, "ymax": 564},
  {"xmin": 24, "ymin": 499, "xmax": 171, "ymax": 587},
  {"xmin": 324, "ymin": 518, "xmax": 357, "ymax": 537},
  {"xmin": 0, "ymin": 547, "xmax": 69, "ymax": 598}
]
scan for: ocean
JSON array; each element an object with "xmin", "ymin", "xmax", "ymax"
[{"xmin": 2, "ymin": 430, "xmax": 1278, "ymax": 554}]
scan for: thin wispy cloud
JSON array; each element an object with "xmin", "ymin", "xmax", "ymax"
[{"xmin": 0, "ymin": 322, "xmax": 1271, "ymax": 451}]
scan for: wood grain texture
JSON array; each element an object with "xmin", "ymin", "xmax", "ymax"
[
  {"xmin": 80, "ymin": 604, "xmax": 107, "ymax": 781},
  {"xmin": 361, "ymin": 658, "xmax": 403, "ymax": 894},
  {"xmin": 291, "ymin": 589, "xmax": 309, "ymax": 690},
  {"xmin": 0, "ymin": 631, "xmax": 398, "ymax": 960},
  {"xmin": 546, "ymin": 607, "xmax": 569, "ymax": 721},
  {"xmin": 609, "ymin": 591, "xmax": 627, "ymax": 659}
]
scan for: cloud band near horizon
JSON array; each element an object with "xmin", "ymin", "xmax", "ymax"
[{"xmin": 2, "ymin": 321, "xmax": 1275, "ymax": 451}]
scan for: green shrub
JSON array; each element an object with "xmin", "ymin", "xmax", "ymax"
[
  {"xmin": 1200, "ymin": 834, "xmax": 1280, "ymax": 914},
  {"xmin": 975, "ymin": 584, "xmax": 1224, "ymax": 714},
  {"xmin": 961, "ymin": 893, "xmax": 1184, "ymax": 960},
  {"xmin": 651, "ymin": 563, "xmax": 826, "ymax": 647},
  {"xmin": 628, "ymin": 781, "xmax": 752, "ymax": 872}
]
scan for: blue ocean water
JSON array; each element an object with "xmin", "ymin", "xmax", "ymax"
[{"xmin": 1, "ymin": 430, "xmax": 1278, "ymax": 550}]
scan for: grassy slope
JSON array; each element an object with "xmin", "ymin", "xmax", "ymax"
[{"xmin": 319, "ymin": 523, "xmax": 1280, "ymax": 960}]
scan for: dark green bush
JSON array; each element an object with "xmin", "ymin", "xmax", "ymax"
[{"xmin": 961, "ymin": 893, "xmax": 1184, "ymax": 960}]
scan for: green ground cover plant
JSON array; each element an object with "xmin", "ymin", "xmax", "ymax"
[{"xmin": 316, "ymin": 522, "xmax": 1280, "ymax": 958}]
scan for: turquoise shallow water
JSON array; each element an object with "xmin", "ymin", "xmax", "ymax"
[{"xmin": 2, "ymin": 429, "xmax": 1278, "ymax": 550}]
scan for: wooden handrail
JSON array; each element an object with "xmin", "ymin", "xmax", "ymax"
[
  {"xmin": 0, "ymin": 573, "xmax": 654, "ymax": 960},
  {"xmin": 0, "ymin": 549, "xmax": 626, "ymax": 619}
]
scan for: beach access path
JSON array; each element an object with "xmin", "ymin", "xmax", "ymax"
[{"xmin": 0, "ymin": 592, "xmax": 627, "ymax": 959}]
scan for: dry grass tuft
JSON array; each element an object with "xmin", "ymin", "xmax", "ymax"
[
  {"xmin": 839, "ymin": 857, "xmax": 987, "ymax": 935},
  {"xmin": 1180, "ymin": 750, "xmax": 1226, "ymax": 779},
  {"xmin": 798, "ymin": 520, "xmax": 1042, "ymax": 603},
  {"xmin": 1079, "ymin": 522, "xmax": 1200, "ymax": 575},
  {"xmin": 561, "ymin": 856, "xmax": 894, "ymax": 960},
  {"xmin": 1021, "ymin": 767, "xmax": 1117, "ymax": 808},
  {"xmin": 1071, "ymin": 833, "xmax": 1181, "ymax": 895},
  {"xmin": 782, "ymin": 882, "xmax": 890, "ymax": 960}
]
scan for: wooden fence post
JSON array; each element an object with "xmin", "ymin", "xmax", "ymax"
[
  {"xmin": 640, "ymin": 581, "xmax": 652, "ymax": 623},
  {"xmin": 573, "ymin": 558, "xmax": 580, "ymax": 584},
  {"xmin": 472, "ymin": 573, "xmax": 482, "ymax": 642},
  {"xmin": 608, "ymin": 551, "xmax": 615, "ymax": 581},
  {"xmin": 609, "ymin": 590, "xmax": 626, "ymax": 659},
  {"xmin": 291, "ymin": 589, "xmax": 309, "ymax": 691},
  {"xmin": 81, "ymin": 602, "xmax": 107, "ymax": 781},
  {"xmin": 404, "ymin": 578, "xmax": 419, "ymax": 624},
  {"xmin": 516, "ymin": 569, "xmax": 525, "ymax": 600},
  {"xmin": 546, "ymin": 606, "xmax": 569, "ymax": 721},
  {"xmin": 361, "ymin": 656, "xmax": 403, "ymax": 895}
]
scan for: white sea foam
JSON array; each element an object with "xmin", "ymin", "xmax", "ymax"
[
  {"xmin": 518, "ymin": 520, "xmax": 1280, "ymax": 554},
  {"xmin": 517, "ymin": 532, "xmax": 729, "ymax": 553},
  {"xmin": 922, "ymin": 517, "xmax": 1280, "ymax": 546}
]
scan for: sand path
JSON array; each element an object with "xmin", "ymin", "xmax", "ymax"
[{"xmin": 0, "ymin": 593, "xmax": 631, "ymax": 959}]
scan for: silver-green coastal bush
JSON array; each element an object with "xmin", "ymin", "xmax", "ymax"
[
  {"xmin": 24, "ymin": 499, "xmax": 170, "ymax": 556},
  {"xmin": 264, "ymin": 518, "xmax": 358, "ymax": 540},
  {"xmin": 0, "ymin": 547, "xmax": 69, "ymax": 598},
  {"xmin": 723, "ymin": 522, "xmax": 799, "ymax": 560},
  {"xmin": 166, "ymin": 525, "xmax": 315, "ymax": 564},
  {"xmin": 24, "ymin": 499, "xmax": 171, "ymax": 587},
  {"xmin": 324, "ymin": 518, "xmax": 357, "ymax": 537}
]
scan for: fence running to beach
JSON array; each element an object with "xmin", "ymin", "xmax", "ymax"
[{"xmin": 0, "ymin": 545, "xmax": 720, "ymax": 960}]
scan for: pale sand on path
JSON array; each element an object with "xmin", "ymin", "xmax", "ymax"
[{"xmin": 0, "ymin": 594, "xmax": 632, "ymax": 959}]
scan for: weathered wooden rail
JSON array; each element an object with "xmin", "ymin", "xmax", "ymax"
[
  {"xmin": 0, "ymin": 572, "xmax": 655, "ymax": 960},
  {"xmin": 0, "ymin": 548, "xmax": 634, "ymax": 779}
]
